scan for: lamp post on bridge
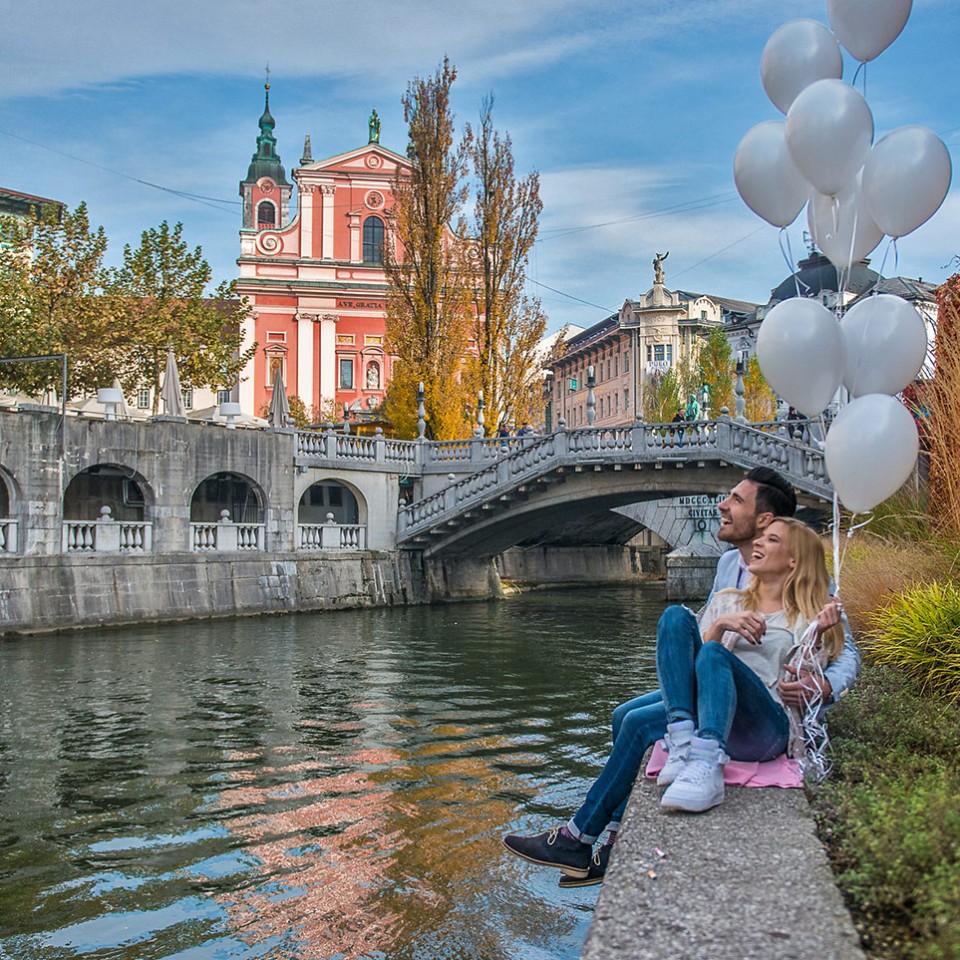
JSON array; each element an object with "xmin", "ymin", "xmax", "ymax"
[{"xmin": 586, "ymin": 365, "xmax": 596, "ymax": 426}]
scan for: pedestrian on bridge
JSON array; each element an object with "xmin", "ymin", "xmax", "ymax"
[{"xmin": 503, "ymin": 466, "xmax": 860, "ymax": 887}]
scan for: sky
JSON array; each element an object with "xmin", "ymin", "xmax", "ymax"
[{"xmin": 2, "ymin": 0, "xmax": 957, "ymax": 335}]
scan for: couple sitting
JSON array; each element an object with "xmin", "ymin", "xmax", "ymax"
[{"xmin": 503, "ymin": 467, "xmax": 860, "ymax": 887}]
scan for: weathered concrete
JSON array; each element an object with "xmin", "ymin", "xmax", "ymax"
[
  {"xmin": 582, "ymin": 777, "xmax": 864, "ymax": 960},
  {"xmin": 496, "ymin": 544, "xmax": 665, "ymax": 583},
  {"xmin": 0, "ymin": 551, "xmax": 501, "ymax": 634},
  {"xmin": 665, "ymin": 547, "xmax": 720, "ymax": 600}
]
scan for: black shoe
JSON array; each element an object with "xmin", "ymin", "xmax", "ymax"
[
  {"xmin": 558, "ymin": 844, "xmax": 612, "ymax": 888},
  {"xmin": 502, "ymin": 827, "xmax": 591, "ymax": 878}
]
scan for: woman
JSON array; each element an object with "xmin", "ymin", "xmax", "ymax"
[{"xmin": 502, "ymin": 518, "xmax": 844, "ymax": 885}]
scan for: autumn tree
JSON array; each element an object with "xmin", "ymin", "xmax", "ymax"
[
  {"xmin": 642, "ymin": 357, "xmax": 698, "ymax": 422},
  {"xmin": 742, "ymin": 354, "xmax": 778, "ymax": 421},
  {"xmin": 383, "ymin": 58, "xmax": 474, "ymax": 439},
  {"xmin": 464, "ymin": 98, "xmax": 547, "ymax": 434},
  {"xmin": 0, "ymin": 203, "xmax": 121, "ymax": 397},
  {"xmin": 697, "ymin": 326, "xmax": 734, "ymax": 416},
  {"xmin": 111, "ymin": 221, "xmax": 255, "ymax": 413}
]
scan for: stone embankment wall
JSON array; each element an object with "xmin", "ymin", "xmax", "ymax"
[{"xmin": 0, "ymin": 552, "xmax": 501, "ymax": 635}]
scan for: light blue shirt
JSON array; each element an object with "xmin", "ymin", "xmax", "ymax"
[{"xmin": 706, "ymin": 548, "xmax": 861, "ymax": 704}]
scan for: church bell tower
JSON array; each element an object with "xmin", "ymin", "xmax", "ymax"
[{"xmin": 239, "ymin": 79, "xmax": 292, "ymax": 231}]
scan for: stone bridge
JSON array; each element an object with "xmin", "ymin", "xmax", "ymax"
[{"xmin": 397, "ymin": 419, "xmax": 831, "ymax": 558}]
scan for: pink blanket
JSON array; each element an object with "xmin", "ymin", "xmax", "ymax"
[{"xmin": 644, "ymin": 741, "xmax": 804, "ymax": 788}]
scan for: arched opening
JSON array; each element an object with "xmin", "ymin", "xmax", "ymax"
[
  {"xmin": 0, "ymin": 476, "xmax": 9, "ymax": 518},
  {"xmin": 63, "ymin": 466, "xmax": 147, "ymax": 521},
  {"xmin": 257, "ymin": 200, "xmax": 276, "ymax": 230},
  {"xmin": 297, "ymin": 480, "xmax": 365, "ymax": 550},
  {"xmin": 190, "ymin": 473, "xmax": 263, "ymax": 524},
  {"xmin": 0, "ymin": 471, "xmax": 14, "ymax": 553},
  {"xmin": 362, "ymin": 216, "xmax": 384, "ymax": 263},
  {"xmin": 61, "ymin": 465, "xmax": 152, "ymax": 554}
]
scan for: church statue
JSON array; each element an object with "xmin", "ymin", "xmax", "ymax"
[
  {"xmin": 653, "ymin": 250, "xmax": 669, "ymax": 284},
  {"xmin": 369, "ymin": 108, "xmax": 381, "ymax": 144}
]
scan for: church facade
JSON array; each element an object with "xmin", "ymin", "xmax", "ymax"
[{"xmin": 236, "ymin": 89, "xmax": 406, "ymax": 425}]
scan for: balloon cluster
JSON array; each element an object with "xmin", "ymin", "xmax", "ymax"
[{"xmin": 734, "ymin": 0, "xmax": 953, "ymax": 513}]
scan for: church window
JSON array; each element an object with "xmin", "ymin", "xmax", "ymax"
[
  {"xmin": 257, "ymin": 200, "xmax": 276, "ymax": 230},
  {"xmin": 363, "ymin": 216, "xmax": 385, "ymax": 263},
  {"xmin": 339, "ymin": 358, "xmax": 354, "ymax": 389}
]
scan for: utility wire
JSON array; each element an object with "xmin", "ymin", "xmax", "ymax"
[{"xmin": 0, "ymin": 128, "xmax": 241, "ymax": 212}]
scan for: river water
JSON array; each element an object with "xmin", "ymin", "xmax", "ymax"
[{"xmin": 0, "ymin": 585, "xmax": 667, "ymax": 960}]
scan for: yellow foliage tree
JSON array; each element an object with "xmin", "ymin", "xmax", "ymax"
[
  {"xmin": 383, "ymin": 59, "xmax": 474, "ymax": 439},
  {"xmin": 743, "ymin": 354, "xmax": 778, "ymax": 421}
]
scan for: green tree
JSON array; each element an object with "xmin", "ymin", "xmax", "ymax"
[
  {"xmin": 464, "ymin": 97, "xmax": 547, "ymax": 435},
  {"xmin": 743, "ymin": 354, "xmax": 778, "ymax": 421},
  {"xmin": 383, "ymin": 58, "xmax": 474, "ymax": 439},
  {"xmin": 642, "ymin": 356, "xmax": 698, "ymax": 422},
  {"xmin": 0, "ymin": 203, "xmax": 120, "ymax": 396},
  {"xmin": 111, "ymin": 221, "xmax": 255, "ymax": 413},
  {"xmin": 697, "ymin": 326, "xmax": 734, "ymax": 416}
]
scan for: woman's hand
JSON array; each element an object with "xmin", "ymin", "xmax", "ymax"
[
  {"xmin": 814, "ymin": 600, "xmax": 843, "ymax": 634},
  {"xmin": 703, "ymin": 611, "xmax": 767, "ymax": 645}
]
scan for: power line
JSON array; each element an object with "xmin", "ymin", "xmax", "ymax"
[
  {"xmin": 527, "ymin": 277, "xmax": 616, "ymax": 314},
  {"xmin": 0, "ymin": 128, "xmax": 242, "ymax": 213}
]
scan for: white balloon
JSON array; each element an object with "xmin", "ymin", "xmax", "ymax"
[
  {"xmin": 824, "ymin": 394, "xmax": 919, "ymax": 512},
  {"xmin": 841, "ymin": 295, "xmax": 928, "ymax": 396},
  {"xmin": 827, "ymin": 0, "xmax": 912, "ymax": 62},
  {"xmin": 785, "ymin": 79, "xmax": 873, "ymax": 196},
  {"xmin": 734, "ymin": 122, "xmax": 811, "ymax": 228},
  {"xmin": 757, "ymin": 299, "xmax": 844, "ymax": 416},
  {"xmin": 861, "ymin": 126, "xmax": 953, "ymax": 238},
  {"xmin": 807, "ymin": 172, "xmax": 884, "ymax": 270},
  {"xmin": 761, "ymin": 19, "xmax": 843, "ymax": 114}
]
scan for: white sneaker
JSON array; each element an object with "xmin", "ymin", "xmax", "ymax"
[
  {"xmin": 660, "ymin": 736, "xmax": 729, "ymax": 812},
  {"xmin": 656, "ymin": 719, "xmax": 695, "ymax": 786}
]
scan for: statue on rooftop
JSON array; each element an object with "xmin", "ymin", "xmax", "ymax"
[
  {"xmin": 369, "ymin": 108, "xmax": 381, "ymax": 144},
  {"xmin": 653, "ymin": 250, "xmax": 669, "ymax": 284}
]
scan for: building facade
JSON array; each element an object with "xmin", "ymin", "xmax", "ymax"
[
  {"xmin": 236, "ymin": 88, "xmax": 407, "ymax": 425},
  {"xmin": 548, "ymin": 258, "xmax": 755, "ymax": 428}
]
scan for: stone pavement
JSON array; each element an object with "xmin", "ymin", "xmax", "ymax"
[{"xmin": 581, "ymin": 776, "xmax": 865, "ymax": 960}]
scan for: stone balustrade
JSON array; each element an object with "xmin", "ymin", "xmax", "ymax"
[
  {"xmin": 298, "ymin": 523, "xmax": 367, "ymax": 550},
  {"xmin": 191, "ymin": 522, "xmax": 266, "ymax": 552},
  {"xmin": 63, "ymin": 520, "xmax": 154, "ymax": 554},
  {"xmin": 0, "ymin": 519, "xmax": 17, "ymax": 554}
]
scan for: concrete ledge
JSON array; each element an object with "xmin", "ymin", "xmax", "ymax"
[{"xmin": 582, "ymin": 777, "xmax": 864, "ymax": 960}]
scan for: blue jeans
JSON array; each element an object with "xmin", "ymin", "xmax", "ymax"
[{"xmin": 571, "ymin": 605, "xmax": 789, "ymax": 842}]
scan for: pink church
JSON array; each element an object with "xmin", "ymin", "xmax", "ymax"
[{"xmin": 236, "ymin": 86, "xmax": 410, "ymax": 426}]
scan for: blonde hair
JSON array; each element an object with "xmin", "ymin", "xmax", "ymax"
[{"xmin": 741, "ymin": 517, "xmax": 845, "ymax": 660}]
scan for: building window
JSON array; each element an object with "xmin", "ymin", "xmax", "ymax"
[
  {"xmin": 137, "ymin": 388, "xmax": 151, "ymax": 409},
  {"xmin": 365, "ymin": 360, "xmax": 381, "ymax": 390},
  {"xmin": 700, "ymin": 309, "xmax": 708, "ymax": 320},
  {"xmin": 363, "ymin": 216, "xmax": 385, "ymax": 263},
  {"xmin": 217, "ymin": 388, "xmax": 231, "ymax": 405},
  {"xmin": 257, "ymin": 200, "xmax": 276, "ymax": 230},
  {"xmin": 653, "ymin": 344, "xmax": 672, "ymax": 364},
  {"xmin": 624, "ymin": 352, "xmax": 629, "ymax": 373},
  {"xmin": 182, "ymin": 389, "xmax": 193, "ymax": 410},
  {"xmin": 339, "ymin": 357, "xmax": 354, "ymax": 389}
]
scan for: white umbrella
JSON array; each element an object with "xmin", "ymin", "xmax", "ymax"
[
  {"xmin": 111, "ymin": 378, "xmax": 131, "ymax": 419},
  {"xmin": 268, "ymin": 366, "xmax": 291, "ymax": 429},
  {"xmin": 160, "ymin": 349, "xmax": 186, "ymax": 417}
]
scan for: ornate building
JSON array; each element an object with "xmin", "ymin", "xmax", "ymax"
[
  {"xmin": 548, "ymin": 255, "xmax": 755, "ymax": 427},
  {"xmin": 236, "ymin": 87, "xmax": 407, "ymax": 424}
]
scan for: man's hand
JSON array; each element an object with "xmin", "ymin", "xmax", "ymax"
[
  {"xmin": 779, "ymin": 664, "xmax": 833, "ymax": 707},
  {"xmin": 704, "ymin": 611, "xmax": 767, "ymax": 645}
]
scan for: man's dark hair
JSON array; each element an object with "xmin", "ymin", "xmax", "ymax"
[{"xmin": 745, "ymin": 466, "xmax": 797, "ymax": 518}]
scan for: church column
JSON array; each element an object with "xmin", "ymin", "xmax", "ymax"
[
  {"xmin": 318, "ymin": 313, "xmax": 339, "ymax": 406},
  {"xmin": 298, "ymin": 184, "xmax": 314, "ymax": 257},
  {"xmin": 321, "ymin": 185, "xmax": 336, "ymax": 259},
  {"xmin": 296, "ymin": 313, "xmax": 318, "ymax": 410}
]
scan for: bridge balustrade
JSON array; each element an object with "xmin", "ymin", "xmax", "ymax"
[
  {"xmin": 299, "ymin": 523, "xmax": 367, "ymax": 550},
  {"xmin": 62, "ymin": 520, "xmax": 153, "ymax": 554},
  {"xmin": 0, "ymin": 519, "xmax": 17, "ymax": 554},
  {"xmin": 191, "ymin": 522, "xmax": 265, "ymax": 552}
]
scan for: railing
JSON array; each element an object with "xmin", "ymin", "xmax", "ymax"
[
  {"xmin": 397, "ymin": 418, "xmax": 830, "ymax": 542},
  {"xmin": 62, "ymin": 520, "xmax": 154, "ymax": 554},
  {"xmin": 298, "ymin": 523, "xmax": 367, "ymax": 550},
  {"xmin": 191, "ymin": 522, "xmax": 265, "ymax": 552},
  {"xmin": 0, "ymin": 519, "xmax": 18, "ymax": 554}
]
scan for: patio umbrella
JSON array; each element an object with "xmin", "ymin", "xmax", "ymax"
[
  {"xmin": 160, "ymin": 349, "xmax": 186, "ymax": 417},
  {"xmin": 111, "ymin": 378, "xmax": 131, "ymax": 419},
  {"xmin": 268, "ymin": 366, "xmax": 291, "ymax": 429}
]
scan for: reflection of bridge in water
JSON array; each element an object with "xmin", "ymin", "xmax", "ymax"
[{"xmin": 397, "ymin": 419, "xmax": 831, "ymax": 558}]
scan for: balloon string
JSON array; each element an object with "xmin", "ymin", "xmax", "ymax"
[
  {"xmin": 851, "ymin": 60, "xmax": 867, "ymax": 97},
  {"xmin": 779, "ymin": 228, "xmax": 802, "ymax": 298},
  {"xmin": 831, "ymin": 492, "xmax": 842, "ymax": 592}
]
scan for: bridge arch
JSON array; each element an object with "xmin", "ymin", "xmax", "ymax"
[
  {"xmin": 190, "ymin": 472, "xmax": 264, "ymax": 523},
  {"xmin": 63, "ymin": 464, "xmax": 153, "ymax": 521}
]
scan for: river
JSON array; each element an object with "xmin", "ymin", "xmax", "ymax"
[{"xmin": 0, "ymin": 585, "xmax": 667, "ymax": 960}]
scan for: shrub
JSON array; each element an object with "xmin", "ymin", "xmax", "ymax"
[{"xmin": 864, "ymin": 581, "xmax": 960, "ymax": 700}]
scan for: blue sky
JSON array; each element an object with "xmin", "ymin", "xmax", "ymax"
[{"xmin": 2, "ymin": 0, "xmax": 957, "ymax": 334}]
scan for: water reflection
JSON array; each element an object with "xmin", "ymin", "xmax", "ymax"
[{"xmin": 0, "ymin": 586, "xmax": 664, "ymax": 959}]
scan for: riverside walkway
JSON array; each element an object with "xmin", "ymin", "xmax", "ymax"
[{"xmin": 583, "ymin": 777, "xmax": 864, "ymax": 959}]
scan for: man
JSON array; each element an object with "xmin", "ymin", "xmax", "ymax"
[
  {"xmin": 710, "ymin": 466, "xmax": 860, "ymax": 708},
  {"xmin": 502, "ymin": 465, "xmax": 859, "ymax": 886}
]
